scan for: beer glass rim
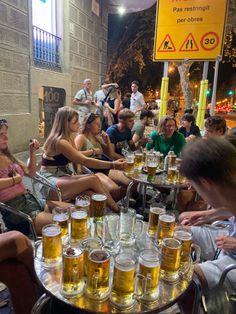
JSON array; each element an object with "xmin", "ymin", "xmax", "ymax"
[
  {"xmin": 159, "ymin": 212, "xmax": 175, "ymax": 221},
  {"xmin": 75, "ymin": 195, "xmax": 90, "ymax": 203},
  {"xmin": 115, "ymin": 253, "xmax": 136, "ymax": 269},
  {"xmin": 80, "ymin": 237, "xmax": 102, "ymax": 250},
  {"xmin": 150, "ymin": 205, "xmax": 166, "ymax": 211},
  {"xmin": 91, "ymin": 193, "xmax": 107, "ymax": 201},
  {"xmin": 63, "ymin": 246, "xmax": 83, "ymax": 258},
  {"xmin": 162, "ymin": 237, "xmax": 182, "ymax": 248},
  {"xmin": 89, "ymin": 248, "xmax": 110, "ymax": 263},
  {"xmin": 52, "ymin": 206, "xmax": 69, "ymax": 214},
  {"xmin": 174, "ymin": 228, "xmax": 193, "ymax": 238},
  {"xmin": 139, "ymin": 249, "xmax": 160, "ymax": 262},
  {"xmin": 42, "ymin": 223, "xmax": 61, "ymax": 235},
  {"xmin": 70, "ymin": 209, "xmax": 88, "ymax": 218}
]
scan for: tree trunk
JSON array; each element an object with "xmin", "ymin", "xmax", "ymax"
[{"xmin": 177, "ymin": 61, "xmax": 194, "ymax": 109}]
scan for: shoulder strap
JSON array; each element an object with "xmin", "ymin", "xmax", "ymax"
[{"xmin": 83, "ymin": 88, "xmax": 87, "ymax": 99}]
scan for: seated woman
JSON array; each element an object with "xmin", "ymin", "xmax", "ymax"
[
  {"xmin": 179, "ymin": 113, "xmax": 201, "ymax": 141},
  {"xmin": 0, "ymin": 231, "xmax": 37, "ymax": 314},
  {"xmin": 0, "ymin": 119, "xmax": 56, "ymax": 234},
  {"xmin": 74, "ymin": 113, "xmax": 131, "ymax": 196},
  {"xmin": 146, "ymin": 115, "xmax": 186, "ymax": 157},
  {"xmin": 40, "ymin": 106, "xmax": 125, "ymax": 212}
]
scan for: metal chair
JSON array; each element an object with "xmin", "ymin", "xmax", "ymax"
[
  {"xmin": 31, "ymin": 293, "xmax": 51, "ymax": 314},
  {"xmin": 0, "ymin": 202, "xmax": 38, "ymax": 241}
]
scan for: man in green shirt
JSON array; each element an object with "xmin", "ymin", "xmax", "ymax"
[
  {"xmin": 132, "ymin": 110, "xmax": 154, "ymax": 148},
  {"xmin": 146, "ymin": 116, "xmax": 186, "ymax": 157}
]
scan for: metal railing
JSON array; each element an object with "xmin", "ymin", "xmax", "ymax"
[{"xmin": 33, "ymin": 25, "xmax": 61, "ymax": 70}]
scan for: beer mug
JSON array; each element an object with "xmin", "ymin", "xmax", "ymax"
[
  {"xmin": 91, "ymin": 193, "xmax": 107, "ymax": 221},
  {"xmin": 137, "ymin": 249, "xmax": 160, "ymax": 302},
  {"xmin": 52, "ymin": 207, "xmax": 69, "ymax": 237},
  {"xmin": 147, "ymin": 205, "xmax": 166, "ymax": 237},
  {"xmin": 156, "ymin": 213, "xmax": 175, "ymax": 245},
  {"xmin": 146, "ymin": 155, "xmax": 158, "ymax": 182},
  {"xmin": 35, "ymin": 224, "xmax": 62, "ymax": 267},
  {"xmin": 96, "ymin": 214, "xmax": 120, "ymax": 254},
  {"xmin": 110, "ymin": 254, "xmax": 136, "ymax": 308},
  {"xmin": 167, "ymin": 166, "xmax": 179, "ymax": 183},
  {"xmin": 75, "ymin": 195, "xmax": 90, "ymax": 214},
  {"xmin": 156, "ymin": 152, "xmax": 164, "ymax": 169},
  {"xmin": 134, "ymin": 152, "xmax": 143, "ymax": 173},
  {"xmin": 85, "ymin": 249, "xmax": 111, "ymax": 300},
  {"xmin": 160, "ymin": 238, "xmax": 182, "ymax": 282},
  {"xmin": 120, "ymin": 208, "xmax": 144, "ymax": 246},
  {"xmin": 124, "ymin": 154, "xmax": 134, "ymax": 175},
  {"xmin": 174, "ymin": 228, "xmax": 201, "ymax": 274},
  {"xmin": 168, "ymin": 151, "xmax": 176, "ymax": 167},
  {"xmin": 80, "ymin": 237, "xmax": 103, "ymax": 277},
  {"xmin": 61, "ymin": 246, "xmax": 84, "ymax": 297},
  {"xmin": 70, "ymin": 207, "xmax": 89, "ymax": 243}
]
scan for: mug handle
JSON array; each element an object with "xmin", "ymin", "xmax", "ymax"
[
  {"xmin": 134, "ymin": 273, "xmax": 145, "ymax": 300},
  {"xmin": 95, "ymin": 221, "xmax": 103, "ymax": 242},
  {"xmin": 135, "ymin": 219, "xmax": 144, "ymax": 238},
  {"xmin": 191, "ymin": 243, "xmax": 201, "ymax": 264},
  {"xmin": 34, "ymin": 240, "xmax": 42, "ymax": 261}
]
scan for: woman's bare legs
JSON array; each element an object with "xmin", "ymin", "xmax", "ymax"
[
  {"xmin": 0, "ymin": 231, "xmax": 37, "ymax": 314},
  {"xmin": 95, "ymin": 173, "xmax": 126, "ymax": 202},
  {"xmin": 109, "ymin": 170, "xmax": 131, "ymax": 187},
  {"xmin": 56, "ymin": 174, "xmax": 120, "ymax": 212},
  {"xmin": 34, "ymin": 212, "xmax": 53, "ymax": 235}
]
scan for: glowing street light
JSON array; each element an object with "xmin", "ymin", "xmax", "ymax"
[{"xmin": 117, "ymin": 6, "xmax": 126, "ymax": 15}]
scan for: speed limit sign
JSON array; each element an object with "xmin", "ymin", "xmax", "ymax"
[{"xmin": 200, "ymin": 32, "xmax": 220, "ymax": 51}]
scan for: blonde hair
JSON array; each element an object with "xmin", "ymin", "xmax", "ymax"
[
  {"xmin": 158, "ymin": 115, "xmax": 177, "ymax": 134},
  {"xmin": 44, "ymin": 106, "xmax": 79, "ymax": 153}
]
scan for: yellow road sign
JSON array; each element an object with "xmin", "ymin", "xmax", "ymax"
[{"xmin": 154, "ymin": 0, "xmax": 228, "ymax": 61}]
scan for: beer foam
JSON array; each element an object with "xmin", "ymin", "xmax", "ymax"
[
  {"xmin": 64, "ymin": 247, "xmax": 82, "ymax": 257},
  {"xmin": 116, "ymin": 257, "xmax": 135, "ymax": 272},
  {"xmin": 53, "ymin": 213, "xmax": 68, "ymax": 222},
  {"xmin": 160, "ymin": 214, "xmax": 175, "ymax": 223},
  {"xmin": 150, "ymin": 207, "xmax": 165, "ymax": 214},
  {"xmin": 90, "ymin": 250, "xmax": 109, "ymax": 262},
  {"xmin": 76, "ymin": 200, "xmax": 90, "ymax": 207},
  {"xmin": 139, "ymin": 256, "xmax": 159, "ymax": 268},
  {"xmin": 71, "ymin": 211, "xmax": 87, "ymax": 219},
  {"xmin": 44, "ymin": 225, "xmax": 61, "ymax": 237},
  {"xmin": 174, "ymin": 230, "xmax": 192, "ymax": 241},
  {"xmin": 92, "ymin": 194, "xmax": 107, "ymax": 201}
]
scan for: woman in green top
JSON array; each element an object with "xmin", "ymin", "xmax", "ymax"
[{"xmin": 146, "ymin": 115, "xmax": 186, "ymax": 157}]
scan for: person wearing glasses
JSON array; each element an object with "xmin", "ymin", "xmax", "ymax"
[
  {"xmin": 40, "ymin": 106, "xmax": 125, "ymax": 213},
  {"xmin": 146, "ymin": 115, "xmax": 186, "ymax": 157},
  {"xmin": 75, "ymin": 113, "xmax": 130, "ymax": 199}
]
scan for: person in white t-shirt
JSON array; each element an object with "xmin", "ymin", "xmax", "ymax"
[
  {"xmin": 130, "ymin": 80, "xmax": 145, "ymax": 115},
  {"xmin": 73, "ymin": 79, "xmax": 95, "ymax": 124}
]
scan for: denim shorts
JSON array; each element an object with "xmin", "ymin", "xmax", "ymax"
[{"xmin": 3, "ymin": 191, "xmax": 44, "ymax": 233}]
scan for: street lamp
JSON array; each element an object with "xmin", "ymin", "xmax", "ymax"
[{"xmin": 117, "ymin": 6, "xmax": 126, "ymax": 15}]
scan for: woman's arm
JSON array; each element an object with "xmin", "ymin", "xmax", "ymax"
[
  {"xmin": 56, "ymin": 139, "xmax": 124, "ymax": 170},
  {"xmin": 74, "ymin": 134, "xmax": 96, "ymax": 157},
  {"xmin": 104, "ymin": 99, "xmax": 119, "ymax": 114},
  {"xmin": 27, "ymin": 139, "xmax": 40, "ymax": 176},
  {"xmin": 97, "ymin": 132, "xmax": 114, "ymax": 158},
  {"xmin": 0, "ymin": 174, "xmax": 22, "ymax": 190}
]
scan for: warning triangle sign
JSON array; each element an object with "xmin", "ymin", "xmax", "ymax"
[
  {"xmin": 157, "ymin": 34, "xmax": 176, "ymax": 52},
  {"xmin": 180, "ymin": 33, "xmax": 199, "ymax": 52}
]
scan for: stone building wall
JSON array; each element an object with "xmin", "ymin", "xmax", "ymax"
[{"xmin": 0, "ymin": 0, "xmax": 108, "ymax": 152}]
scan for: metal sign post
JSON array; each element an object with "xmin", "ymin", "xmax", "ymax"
[{"xmin": 210, "ymin": 55, "xmax": 222, "ymax": 115}]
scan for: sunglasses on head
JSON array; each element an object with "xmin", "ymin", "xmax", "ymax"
[
  {"xmin": 86, "ymin": 113, "xmax": 98, "ymax": 124},
  {"xmin": 0, "ymin": 119, "xmax": 7, "ymax": 126}
]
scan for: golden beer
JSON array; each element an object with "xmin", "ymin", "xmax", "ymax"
[
  {"xmin": 148, "ymin": 206, "xmax": 166, "ymax": 237},
  {"xmin": 52, "ymin": 208, "xmax": 69, "ymax": 237},
  {"xmin": 42, "ymin": 224, "xmax": 62, "ymax": 266},
  {"xmin": 134, "ymin": 153, "xmax": 143, "ymax": 172},
  {"xmin": 160, "ymin": 238, "xmax": 181, "ymax": 282},
  {"xmin": 124, "ymin": 160, "xmax": 134, "ymax": 174},
  {"xmin": 86, "ymin": 249, "xmax": 110, "ymax": 300},
  {"xmin": 174, "ymin": 230, "xmax": 192, "ymax": 264},
  {"xmin": 71, "ymin": 210, "xmax": 88, "ymax": 242},
  {"xmin": 80, "ymin": 238, "xmax": 103, "ymax": 277},
  {"xmin": 167, "ymin": 167, "xmax": 178, "ymax": 183},
  {"xmin": 91, "ymin": 194, "xmax": 107, "ymax": 221},
  {"xmin": 156, "ymin": 214, "xmax": 175, "ymax": 244},
  {"xmin": 61, "ymin": 247, "xmax": 84, "ymax": 296},
  {"xmin": 168, "ymin": 154, "xmax": 176, "ymax": 167},
  {"xmin": 75, "ymin": 196, "xmax": 90, "ymax": 213},
  {"xmin": 147, "ymin": 161, "xmax": 157, "ymax": 182},
  {"xmin": 110, "ymin": 254, "xmax": 136, "ymax": 308},
  {"xmin": 142, "ymin": 151, "xmax": 146, "ymax": 163},
  {"xmin": 138, "ymin": 249, "xmax": 160, "ymax": 302}
]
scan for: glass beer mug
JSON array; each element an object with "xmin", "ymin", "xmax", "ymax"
[
  {"xmin": 174, "ymin": 228, "xmax": 201, "ymax": 274},
  {"xmin": 160, "ymin": 238, "xmax": 182, "ymax": 282},
  {"xmin": 85, "ymin": 249, "xmax": 111, "ymax": 300},
  {"xmin": 134, "ymin": 151, "xmax": 143, "ymax": 173},
  {"xmin": 156, "ymin": 213, "xmax": 175, "ymax": 245},
  {"xmin": 110, "ymin": 253, "xmax": 136, "ymax": 308},
  {"xmin": 137, "ymin": 249, "xmax": 160, "ymax": 302},
  {"xmin": 52, "ymin": 207, "xmax": 69, "ymax": 238},
  {"xmin": 70, "ymin": 207, "xmax": 89, "ymax": 243},
  {"xmin": 120, "ymin": 208, "xmax": 144, "ymax": 246},
  {"xmin": 75, "ymin": 195, "xmax": 90, "ymax": 214},
  {"xmin": 35, "ymin": 224, "xmax": 62, "ymax": 268},
  {"xmin": 124, "ymin": 154, "xmax": 135, "ymax": 175},
  {"xmin": 61, "ymin": 246, "xmax": 84, "ymax": 297},
  {"xmin": 147, "ymin": 204, "xmax": 166, "ymax": 237},
  {"xmin": 91, "ymin": 194, "xmax": 107, "ymax": 221},
  {"xmin": 96, "ymin": 214, "xmax": 120, "ymax": 254}
]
